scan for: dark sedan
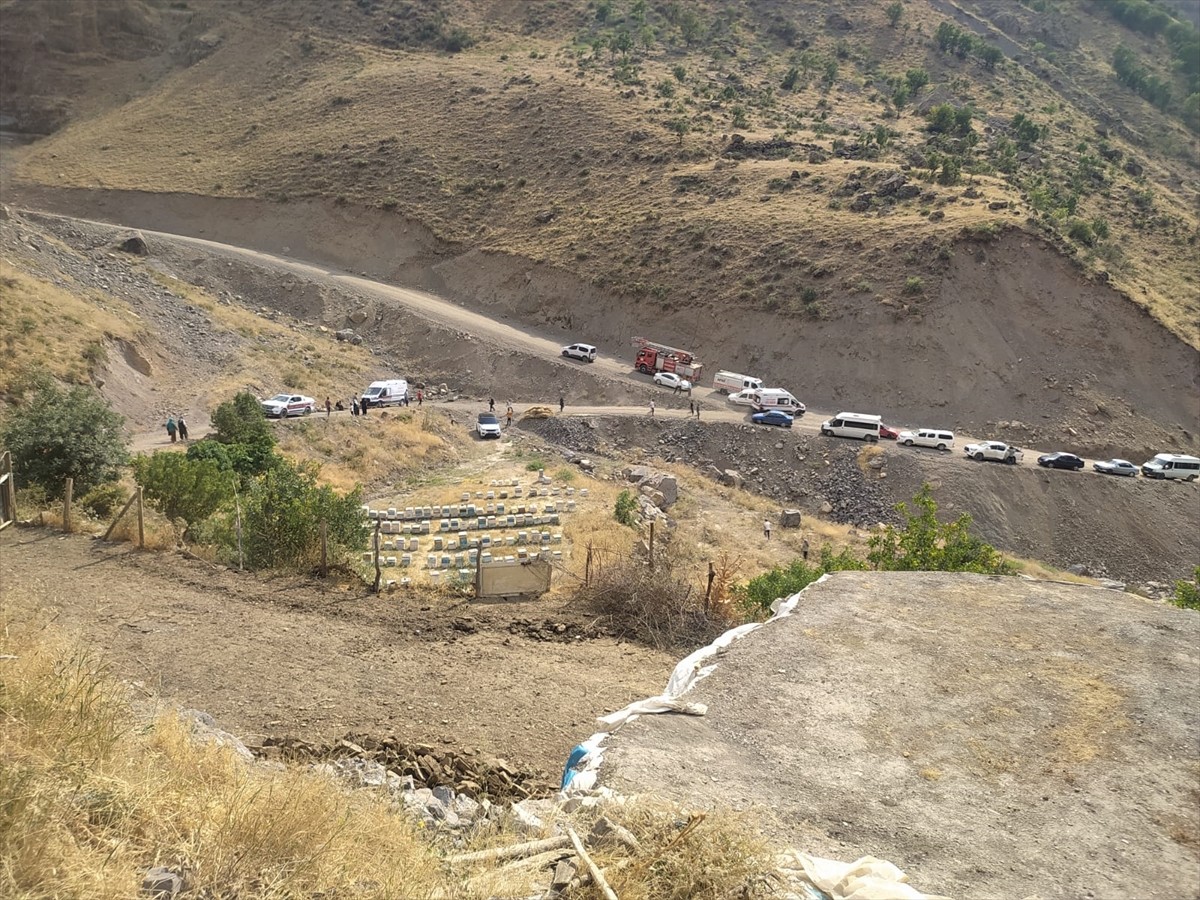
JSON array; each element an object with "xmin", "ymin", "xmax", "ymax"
[
  {"xmin": 751, "ymin": 409, "xmax": 794, "ymax": 428},
  {"xmin": 1037, "ymin": 452, "xmax": 1085, "ymax": 470}
]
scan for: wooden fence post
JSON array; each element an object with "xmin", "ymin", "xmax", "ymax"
[
  {"xmin": 0, "ymin": 451, "xmax": 15, "ymax": 531},
  {"xmin": 136, "ymin": 486, "xmax": 144, "ymax": 548},
  {"xmin": 234, "ymin": 491, "xmax": 244, "ymax": 570},
  {"xmin": 320, "ymin": 520, "xmax": 328, "ymax": 577},
  {"xmin": 648, "ymin": 520, "xmax": 655, "ymax": 571},
  {"xmin": 101, "ymin": 490, "xmax": 141, "ymax": 542},
  {"xmin": 63, "ymin": 477, "xmax": 73, "ymax": 533}
]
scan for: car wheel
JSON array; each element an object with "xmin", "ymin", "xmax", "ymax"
[
  {"xmin": 973, "ymin": 452, "xmax": 984, "ymax": 461},
  {"xmin": 562, "ymin": 350, "xmax": 569, "ymax": 357},
  {"xmin": 1188, "ymin": 475, "xmax": 1197, "ymax": 482},
  {"xmin": 821, "ymin": 428, "xmax": 832, "ymax": 437},
  {"xmin": 638, "ymin": 364, "xmax": 650, "ymax": 374},
  {"xmin": 280, "ymin": 408, "xmax": 290, "ymax": 418},
  {"xmin": 936, "ymin": 443, "xmax": 947, "ymax": 451},
  {"xmin": 903, "ymin": 439, "xmax": 913, "ymax": 446},
  {"xmin": 1005, "ymin": 456, "xmax": 1018, "ymax": 465},
  {"xmin": 303, "ymin": 406, "xmax": 312, "ymax": 416}
]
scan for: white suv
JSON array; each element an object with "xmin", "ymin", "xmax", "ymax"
[
  {"xmin": 964, "ymin": 441, "xmax": 1022, "ymax": 464},
  {"xmin": 898, "ymin": 429, "xmax": 955, "ymax": 451},
  {"xmin": 561, "ymin": 343, "xmax": 597, "ymax": 362},
  {"xmin": 476, "ymin": 413, "xmax": 502, "ymax": 439}
]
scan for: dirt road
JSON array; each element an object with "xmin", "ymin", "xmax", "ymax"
[{"xmin": 1, "ymin": 528, "xmax": 674, "ymax": 781}]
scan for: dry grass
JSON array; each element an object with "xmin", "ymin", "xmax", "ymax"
[
  {"xmin": 0, "ymin": 616, "xmax": 780, "ymax": 899},
  {"xmin": 0, "ymin": 263, "xmax": 138, "ymax": 393}
]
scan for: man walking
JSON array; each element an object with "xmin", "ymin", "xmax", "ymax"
[
  {"xmin": 648, "ymin": 399, "xmax": 656, "ymax": 417},
  {"xmin": 801, "ymin": 538, "xmax": 810, "ymax": 561},
  {"xmin": 506, "ymin": 404, "xmax": 513, "ymax": 427},
  {"xmin": 165, "ymin": 416, "xmax": 177, "ymax": 444},
  {"xmin": 177, "ymin": 416, "xmax": 189, "ymax": 442},
  {"xmin": 325, "ymin": 397, "xmax": 332, "ymax": 418},
  {"xmin": 489, "ymin": 398, "xmax": 495, "ymax": 412},
  {"xmin": 689, "ymin": 399, "xmax": 695, "ymax": 416},
  {"xmin": 763, "ymin": 518, "xmax": 772, "ymax": 541},
  {"xmin": 695, "ymin": 401, "xmax": 701, "ymax": 420},
  {"xmin": 559, "ymin": 396, "xmax": 564, "ymax": 413},
  {"xmin": 417, "ymin": 389, "xmax": 423, "ymax": 407}
]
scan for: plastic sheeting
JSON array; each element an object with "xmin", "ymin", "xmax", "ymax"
[{"xmin": 777, "ymin": 850, "xmax": 951, "ymax": 900}]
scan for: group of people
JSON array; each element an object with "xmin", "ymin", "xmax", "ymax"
[
  {"xmin": 163, "ymin": 415, "xmax": 189, "ymax": 443},
  {"xmin": 327, "ymin": 388, "xmax": 426, "ymax": 418}
]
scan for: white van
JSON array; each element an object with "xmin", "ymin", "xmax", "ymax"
[
  {"xmin": 821, "ymin": 412, "xmax": 882, "ymax": 442},
  {"xmin": 1141, "ymin": 453, "xmax": 1200, "ymax": 481},
  {"xmin": 898, "ymin": 428, "xmax": 955, "ymax": 451},
  {"xmin": 751, "ymin": 388, "xmax": 805, "ymax": 414},
  {"xmin": 361, "ymin": 379, "xmax": 408, "ymax": 408},
  {"xmin": 713, "ymin": 370, "xmax": 763, "ymax": 394}
]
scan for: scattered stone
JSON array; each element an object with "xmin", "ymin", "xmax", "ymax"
[
  {"xmin": 349, "ymin": 310, "xmax": 368, "ymax": 324},
  {"xmin": 141, "ymin": 867, "xmax": 183, "ymax": 898},
  {"xmin": 988, "ymin": 200, "xmax": 1009, "ymax": 210},
  {"xmin": 116, "ymin": 232, "xmax": 149, "ymax": 255},
  {"xmin": 875, "ymin": 172, "xmax": 907, "ymax": 197},
  {"xmin": 720, "ymin": 469, "xmax": 742, "ymax": 489}
]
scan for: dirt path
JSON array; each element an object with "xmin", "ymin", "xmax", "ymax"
[{"xmin": 0, "ymin": 528, "xmax": 675, "ymax": 780}]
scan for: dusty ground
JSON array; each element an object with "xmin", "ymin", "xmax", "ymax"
[
  {"xmin": 0, "ymin": 527, "xmax": 675, "ymax": 783},
  {"xmin": 600, "ymin": 571, "xmax": 1200, "ymax": 900}
]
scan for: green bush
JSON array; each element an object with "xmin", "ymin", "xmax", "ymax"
[
  {"xmin": 78, "ymin": 482, "xmax": 129, "ymax": 519},
  {"xmin": 1067, "ymin": 219, "xmax": 1096, "ymax": 246},
  {"xmin": 867, "ymin": 484, "xmax": 1013, "ymax": 574},
  {"xmin": 885, "ymin": 2, "xmax": 903, "ymax": 28},
  {"xmin": 614, "ymin": 490, "xmax": 638, "ymax": 527},
  {"xmin": 209, "ymin": 392, "xmax": 277, "ymax": 478},
  {"xmin": 1171, "ymin": 567, "xmax": 1199, "ymax": 610},
  {"xmin": 134, "ymin": 452, "xmax": 233, "ymax": 527},
  {"xmin": 737, "ymin": 547, "xmax": 866, "ymax": 614},
  {"xmin": 902, "ymin": 276, "xmax": 925, "ymax": 295},
  {"xmin": 234, "ymin": 459, "xmax": 365, "ymax": 570},
  {"xmin": 0, "ymin": 375, "xmax": 128, "ymax": 499}
]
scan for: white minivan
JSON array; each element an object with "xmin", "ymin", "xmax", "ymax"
[
  {"xmin": 898, "ymin": 428, "xmax": 955, "ymax": 451},
  {"xmin": 1141, "ymin": 453, "xmax": 1200, "ymax": 481},
  {"xmin": 821, "ymin": 412, "xmax": 882, "ymax": 442},
  {"xmin": 713, "ymin": 370, "xmax": 763, "ymax": 394}
]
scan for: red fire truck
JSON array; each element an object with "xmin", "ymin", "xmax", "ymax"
[{"xmin": 631, "ymin": 337, "xmax": 703, "ymax": 380}]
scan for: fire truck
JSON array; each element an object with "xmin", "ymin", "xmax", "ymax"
[{"xmin": 631, "ymin": 337, "xmax": 703, "ymax": 380}]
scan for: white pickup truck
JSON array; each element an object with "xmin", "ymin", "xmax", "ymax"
[{"xmin": 964, "ymin": 441, "xmax": 1023, "ymax": 464}]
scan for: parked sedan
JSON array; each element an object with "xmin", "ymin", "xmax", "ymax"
[
  {"xmin": 1038, "ymin": 452, "xmax": 1085, "ymax": 470},
  {"xmin": 1093, "ymin": 458, "xmax": 1138, "ymax": 477},
  {"xmin": 261, "ymin": 393, "xmax": 315, "ymax": 418},
  {"xmin": 751, "ymin": 409, "xmax": 794, "ymax": 428},
  {"xmin": 653, "ymin": 371, "xmax": 692, "ymax": 391}
]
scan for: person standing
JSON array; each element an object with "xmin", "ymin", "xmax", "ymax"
[
  {"xmin": 351, "ymin": 398, "xmax": 359, "ymax": 416},
  {"xmin": 695, "ymin": 401, "xmax": 701, "ymax": 420},
  {"xmin": 177, "ymin": 416, "xmax": 189, "ymax": 442},
  {"xmin": 417, "ymin": 389, "xmax": 423, "ymax": 407},
  {"xmin": 361, "ymin": 396, "xmax": 369, "ymax": 416},
  {"xmin": 325, "ymin": 397, "xmax": 332, "ymax": 418},
  {"xmin": 648, "ymin": 399, "xmax": 656, "ymax": 417},
  {"xmin": 801, "ymin": 538, "xmax": 810, "ymax": 561},
  {"xmin": 673, "ymin": 380, "xmax": 682, "ymax": 395},
  {"xmin": 489, "ymin": 398, "xmax": 495, "ymax": 412},
  {"xmin": 558, "ymin": 396, "xmax": 564, "ymax": 413},
  {"xmin": 689, "ymin": 399, "xmax": 695, "ymax": 416},
  {"xmin": 165, "ymin": 416, "xmax": 177, "ymax": 444},
  {"xmin": 763, "ymin": 518, "xmax": 772, "ymax": 541},
  {"xmin": 506, "ymin": 404, "xmax": 513, "ymax": 427}
]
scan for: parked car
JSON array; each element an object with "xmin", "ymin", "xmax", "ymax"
[
  {"xmin": 751, "ymin": 409, "xmax": 794, "ymax": 428},
  {"xmin": 653, "ymin": 371, "xmax": 692, "ymax": 391},
  {"xmin": 261, "ymin": 393, "xmax": 315, "ymax": 418},
  {"xmin": 1038, "ymin": 452, "xmax": 1085, "ymax": 470},
  {"xmin": 476, "ymin": 413, "xmax": 502, "ymax": 439},
  {"xmin": 879, "ymin": 424, "xmax": 900, "ymax": 441},
  {"xmin": 964, "ymin": 441, "xmax": 1023, "ymax": 464},
  {"xmin": 561, "ymin": 343, "xmax": 597, "ymax": 362},
  {"xmin": 898, "ymin": 428, "xmax": 954, "ymax": 450},
  {"xmin": 1093, "ymin": 459, "xmax": 1138, "ymax": 477}
]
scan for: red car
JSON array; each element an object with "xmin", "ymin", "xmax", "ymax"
[{"xmin": 879, "ymin": 424, "xmax": 900, "ymax": 440}]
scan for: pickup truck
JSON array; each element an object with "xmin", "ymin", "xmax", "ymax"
[{"xmin": 964, "ymin": 441, "xmax": 1023, "ymax": 464}]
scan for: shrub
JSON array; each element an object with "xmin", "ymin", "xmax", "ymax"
[
  {"xmin": 905, "ymin": 68, "xmax": 929, "ymax": 92},
  {"xmin": 1171, "ymin": 567, "xmax": 1200, "ymax": 610},
  {"xmin": 234, "ymin": 459, "xmax": 365, "ymax": 571},
  {"xmin": 737, "ymin": 546, "xmax": 867, "ymax": 614},
  {"xmin": 902, "ymin": 276, "xmax": 924, "ymax": 295},
  {"xmin": 781, "ymin": 66, "xmax": 800, "ymax": 90},
  {"xmin": 0, "ymin": 375, "xmax": 128, "ymax": 499},
  {"xmin": 1067, "ymin": 219, "xmax": 1096, "ymax": 246},
  {"xmin": 78, "ymin": 482, "xmax": 129, "ymax": 519},
  {"xmin": 866, "ymin": 484, "xmax": 1013, "ymax": 574},
  {"xmin": 209, "ymin": 392, "xmax": 277, "ymax": 478},
  {"xmin": 614, "ymin": 490, "xmax": 638, "ymax": 526},
  {"xmin": 885, "ymin": 2, "xmax": 903, "ymax": 28},
  {"xmin": 134, "ymin": 452, "xmax": 233, "ymax": 528}
]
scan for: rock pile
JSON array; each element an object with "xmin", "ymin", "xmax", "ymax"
[
  {"xmin": 259, "ymin": 735, "xmax": 555, "ymax": 801},
  {"xmin": 622, "ymin": 465, "xmax": 678, "ymax": 509}
]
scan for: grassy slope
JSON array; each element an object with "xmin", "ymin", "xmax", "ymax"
[{"xmin": 7, "ymin": 0, "xmax": 1198, "ymax": 347}]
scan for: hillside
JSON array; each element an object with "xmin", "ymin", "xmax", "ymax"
[{"xmin": 3, "ymin": 0, "xmax": 1199, "ymax": 359}]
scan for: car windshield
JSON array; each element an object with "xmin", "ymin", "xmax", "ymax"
[
  {"xmin": 268, "ymin": 394, "xmax": 291, "ymax": 402},
  {"xmin": 366, "ymin": 388, "xmax": 383, "ymax": 396},
  {"xmin": 478, "ymin": 414, "xmax": 498, "ymax": 424}
]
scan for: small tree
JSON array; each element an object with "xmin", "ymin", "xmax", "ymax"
[
  {"xmin": 0, "ymin": 375, "xmax": 128, "ymax": 499},
  {"xmin": 867, "ymin": 484, "xmax": 1012, "ymax": 574},
  {"xmin": 905, "ymin": 68, "xmax": 929, "ymax": 92},
  {"xmin": 781, "ymin": 66, "xmax": 800, "ymax": 90},
  {"xmin": 614, "ymin": 490, "xmax": 638, "ymax": 527},
  {"xmin": 134, "ymin": 452, "xmax": 233, "ymax": 528},
  {"xmin": 979, "ymin": 43, "xmax": 1003, "ymax": 69},
  {"xmin": 1171, "ymin": 567, "xmax": 1200, "ymax": 611},
  {"xmin": 209, "ymin": 392, "xmax": 277, "ymax": 477},
  {"xmin": 678, "ymin": 8, "xmax": 704, "ymax": 46},
  {"xmin": 885, "ymin": 2, "xmax": 904, "ymax": 28}
]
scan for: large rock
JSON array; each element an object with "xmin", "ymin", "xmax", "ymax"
[
  {"xmin": 141, "ymin": 867, "xmax": 183, "ymax": 898},
  {"xmin": 720, "ymin": 469, "xmax": 743, "ymax": 489},
  {"xmin": 875, "ymin": 172, "xmax": 907, "ymax": 197},
  {"xmin": 349, "ymin": 310, "xmax": 368, "ymax": 324},
  {"xmin": 781, "ymin": 509, "xmax": 802, "ymax": 528},
  {"xmin": 116, "ymin": 232, "xmax": 149, "ymax": 255}
]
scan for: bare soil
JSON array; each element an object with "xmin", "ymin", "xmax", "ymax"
[
  {"xmin": 601, "ymin": 571, "xmax": 1200, "ymax": 900},
  {"xmin": 0, "ymin": 527, "xmax": 676, "ymax": 782}
]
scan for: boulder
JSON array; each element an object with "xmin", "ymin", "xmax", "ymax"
[
  {"xmin": 875, "ymin": 173, "xmax": 907, "ymax": 197},
  {"xmin": 849, "ymin": 192, "xmax": 873, "ymax": 212},
  {"xmin": 349, "ymin": 310, "xmax": 368, "ymax": 324},
  {"xmin": 720, "ymin": 469, "xmax": 742, "ymax": 488},
  {"xmin": 896, "ymin": 183, "xmax": 922, "ymax": 200},
  {"xmin": 820, "ymin": 500, "xmax": 834, "ymax": 514},
  {"xmin": 780, "ymin": 509, "xmax": 802, "ymax": 528},
  {"xmin": 988, "ymin": 200, "xmax": 1009, "ymax": 210},
  {"xmin": 116, "ymin": 232, "xmax": 149, "ymax": 255},
  {"xmin": 1123, "ymin": 159, "xmax": 1143, "ymax": 177}
]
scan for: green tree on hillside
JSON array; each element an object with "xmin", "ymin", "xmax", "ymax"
[
  {"xmin": 885, "ymin": 2, "xmax": 904, "ymax": 28},
  {"xmin": 867, "ymin": 484, "xmax": 1012, "ymax": 574},
  {"xmin": 134, "ymin": 452, "xmax": 232, "ymax": 529},
  {"xmin": 207, "ymin": 392, "xmax": 277, "ymax": 478},
  {"xmin": 0, "ymin": 375, "xmax": 128, "ymax": 498}
]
